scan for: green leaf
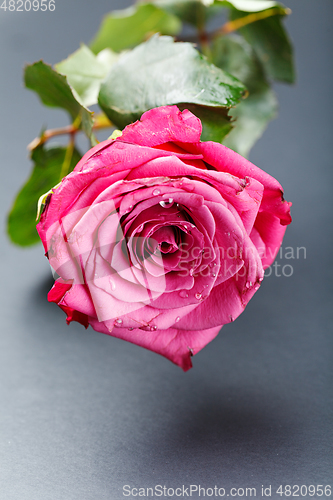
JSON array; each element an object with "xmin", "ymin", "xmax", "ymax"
[
  {"xmin": 90, "ymin": 3, "xmax": 181, "ymax": 54},
  {"xmin": 229, "ymin": 8, "xmax": 295, "ymax": 83},
  {"xmin": 24, "ymin": 61, "xmax": 94, "ymax": 138},
  {"xmin": 55, "ymin": 45, "xmax": 118, "ymax": 107},
  {"xmin": 212, "ymin": 34, "xmax": 277, "ymax": 156},
  {"xmin": 223, "ymin": 86, "xmax": 277, "ymax": 156},
  {"xmin": 7, "ymin": 145, "xmax": 81, "ymax": 247},
  {"xmin": 98, "ymin": 35, "xmax": 246, "ymax": 135},
  {"xmin": 213, "ymin": 33, "xmax": 263, "ymax": 91},
  {"xmin": 215, "ymin": 0, "xmax": 284, "ymax": 12},
  {"xmin": 151, "ymin": 0, "xmax": 223, "ymax": 29}
]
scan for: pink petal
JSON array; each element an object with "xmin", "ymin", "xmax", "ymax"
[
  {"xmin": 175, "ymin": 234, "xmax": 264, "ymax": 330},
  {"xmin": 250, "ymin": 212, "xmax": 288, "ymax": 269},
  {"xmin": 118, "ymin": 106, "xmax": 202, "ymax": 147},
  {"xmin": 88, "ymin": 319, "xmax": 221, "ymax": 371}
]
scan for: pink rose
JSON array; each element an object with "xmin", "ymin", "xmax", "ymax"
[{"xmin": 37, "ymin": 106, "xmax": 291, "ymax": 371}]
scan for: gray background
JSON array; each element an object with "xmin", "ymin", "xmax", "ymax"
[{"xmin": 0, "ymin": 1, "xmax": 332, "ymax": 499}]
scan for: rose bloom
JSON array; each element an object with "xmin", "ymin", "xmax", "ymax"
[{"xmin": 37, "ymin": 106, "xmax": 291, "ymax": 371}]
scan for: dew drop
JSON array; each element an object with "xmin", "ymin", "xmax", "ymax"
[
  {"xmin": 175, "ymin": 316, "xmax": 180, "ymax": 323},
  {"xmin": 229, "ymin": 315, "xmax": 234, "ymax": 322},
  {"xmin": 114, "ymin": 318, "xmax": 123, "ymax": 326},
  {"xmin": 152, "ymin": 188, "xmax": 161, "ymax": 196},
  {"xmin": 245, "ymin": 281, "xmax": 253, "ymax": 289},
  {"xmin": 254, "ymin": 283, "xmax": 260, "ymax": 290},
  {"xmin": 227, "ymin": 232, "xmax": 230, "ymax": 237},
  {"xmin": 150, "ymin": 325, "xmax": 157, "ymax": 331},
  {"xmin": 128, "ymin": 327, "xmax": 134, "ymax": 331},
  {"xmin": 259, "ymin": 277, "xmax": 264, "ymax": 283},
  {"xmin": 159, "ymin": 198, "xmax": 174, "ymax": 208},
  {"xmin": 195, "ymin": 293, "xmax": 202, "ymax": 300},
  {"xmin": 179, "ymin": 290, "xmax": 189, "ymax": 298},
  {"xmin": 189, "ymin": 268, "xmax": 194, "ymax": 276},
  {"xmin": 211, "ymin": 272, "xmax": 216, "ymax": 277}
]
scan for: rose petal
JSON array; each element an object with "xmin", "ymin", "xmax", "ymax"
[
  {"xmin": 118, "ymin": 106, "xmax": 202, "ymax": 147},
  {"xmin": 88, "ymin": 318, "xmax": 221, "ymax": 371},
  {"xmin": 176, "ymin": 236, "xmax": 264, "ymax": 330}
]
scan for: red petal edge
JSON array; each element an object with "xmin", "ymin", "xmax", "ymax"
[{"xmin": 48, "ymin": 280, "xmax": 89, "ymax": 329}]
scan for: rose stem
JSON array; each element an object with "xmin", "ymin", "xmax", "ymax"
[
  {"xmin": 27, "ymin": 113, "xmax": 113, "ymax": 151},
  {"xmin": 213, "ymin": 7, "xmax": 291, "ymax": 38}
]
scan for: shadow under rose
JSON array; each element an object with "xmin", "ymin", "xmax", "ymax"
[
  {"xmin": 31, "ymin": 272, "xmax": 55, "ymax": 305},
  {"xmin": 23, "ymin": 274, "xmax": 304, "ymax": 490},
  {"xmin": 90, "ymin": 380, "xmax": 301, "ymax": 489}
]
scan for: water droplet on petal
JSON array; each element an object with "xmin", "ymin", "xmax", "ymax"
[
  {"xmin": 115, "ymin": 318, "xmax": 123, "ymax": 326},
  {"xmin": 229, "ymin": 315, "xmax": 234, "ymax": 322},
  {"xmin": 152, "ymin": 188, "xmax": 161, "ymax": 196},
  {"xmin": 150, "ymin": 325, "xmax": 157, "ymax": 331},
  {"xmin": 211, "ymin": 272, "xmax": 216, "ymax": 277},
  {"xmin": 189, "ymin": 268, "xmax": 194, "ymax": 276},
  {"xmin": 179, "ymin": 290, "xmax": 189, "ymax": 298},
  {"xmin": 175, "ymin": 316, "xmax": 180, "ymax": 323},
  {"xmin": 128, "ymin": 327, "xmax": 134, "ymax": 331},
  {"xmin": 227, "ymin": 232, "xmax": 230, "ymax": 236},
  {"xmin": 128, "ymin": 205, "xmax": 133, "ymax": 209},
  {"xmin": 195, "ymin": 293, "xmax": 202, "ymax": 300},
  {"xmin": 254, "ymin": 283, "xmax": 260, "ymax": 290},
  {"xmin": 259, "ymin": 277, "xmax": 264, "ymax": 283},
  {"xmin": 159, "ymin": 198, "xmax": 174, "ymax": 208}
]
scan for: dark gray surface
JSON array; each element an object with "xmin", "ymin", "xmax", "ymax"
[{"xmin": 0, "ymin": 1, "xmax": 332, "ymax": 499}]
